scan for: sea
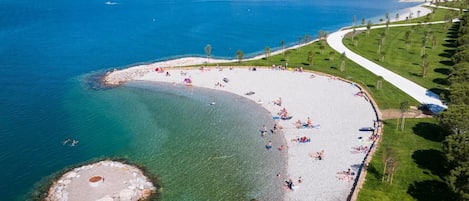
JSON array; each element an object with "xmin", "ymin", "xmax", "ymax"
[{"xmin": 0, "ymin": 0, "xmax": 420, "ymax": 200}]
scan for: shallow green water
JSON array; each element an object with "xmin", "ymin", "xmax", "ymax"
[{"xmin": 58, "ymin": 80, "xmax": 287, "ymax": 200}]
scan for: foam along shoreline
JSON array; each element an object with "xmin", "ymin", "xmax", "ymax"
[
  {"xmin": 134, "ymin": 67, "xmax": 379, "ymax": 201},
  {"xmin": 46, "ymin": 160, "xmax": 156, "ymax": 201}
]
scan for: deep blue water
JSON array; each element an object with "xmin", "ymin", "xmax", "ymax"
[{"xmin": 0, "ymin": 0, "xmax": 419, "ymax": 200}]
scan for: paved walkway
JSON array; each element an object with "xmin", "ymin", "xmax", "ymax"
[{"xmin": 327, "ymin": 22, "xmax": 447, "ymax": 108}]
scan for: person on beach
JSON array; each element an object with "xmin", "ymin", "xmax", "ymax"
[
  {"xmin": 296, "ymin": 119, "xmax": 302, "ymax": 129},
  {"xmin": 271, "ymin": 123, "xmax": 278, "ymax": 133},
  {"xmin": 279, "ymin": 145, "xmax": 285, "ymax": 151},
  {"xmin": 274, "ymin": 97, "xmax": 282, "ymax": 106},
  {"xmin": 285, "ymin": 178, "xmax": 294, "ymax": 191},
  {"xmin": 298, "ymin": 177, "xmax": 303, "ymax": 183},
  {"xmin": 307, "ymin": 117, "xmax": 313, "ymax": 128},
  {"xmin": 261, "ymin": 124, "xmax": 268, "ymax": 136},
  {"xmin": 266, "ymin": 141, "xmax": 273, "ymax": 150}
]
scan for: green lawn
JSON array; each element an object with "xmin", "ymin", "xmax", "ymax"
[
  {"xmin": 343, "ymin": 22, "xmax": 457, "ymax": 97},
  {"xmin": 357, "ymin": 118, "xmax": 455, "ymax": 201}
]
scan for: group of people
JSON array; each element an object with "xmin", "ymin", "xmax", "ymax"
[
  {"xmin": 295, "ymin": 117, "xmax": 313, "ymax": 129},
  {"xmin": 278, "ymin": 107, "xmax": 292, "ymax": 120},
  {"xmin": 351, "ymin": 145, "xmax": 369, "ymax": 154},
  {"xmin": 292, "ymin": 136, "xmax": 310, "ymax": 143},
  {"xmin": 337, "ymin": 168, "xmax": 355, "ymax": 181},
  {"xmin": 283, "ymin": 177, "xmax": 303, "ymax": 191},
  {"xmin": 63, "ymin": 138, "xmax": 79, "ymax": 147}
]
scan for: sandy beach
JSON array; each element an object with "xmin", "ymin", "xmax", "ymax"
[
  {"xmin": 98, "ymin": 2, "xmax": 438, "ymax": 200},
  {"xmin": 128, "ymin": 67, "xmax": 379, "ymax": 201}
]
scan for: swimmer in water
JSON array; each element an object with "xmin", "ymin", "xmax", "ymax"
[
  {"xmin": 70, "ymin": 140, "xmax": 79, "ymax": 147},
  {"xmin": 63, "ymin": 138, "xmax": 71, "ymax": 145}
]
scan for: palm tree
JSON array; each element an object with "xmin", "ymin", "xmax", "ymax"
[
  {"xmin": 351, "ymin": 28, "xmax": 356, "ymax": 42},
  {"xmin": 236, "ymin": 50, "xmax": 244, "ymax": 63},
  {"xmin": 352, "ymin": 15, "xmax": 357, "ymax": 27},
  {"xmin": 339, "ymin": 52, "xmax": 346, "ymax": 72},
  {"xmin": 395, "ymin": 13, "xmax": 400, "ymax": 21},
  {"xmin": 205, "ymin": 44, "xmax": 212, "ymax": 63},
  {"xmin": 417, "ymin": 10, "xmax": 421, "ymax": 18},
  {"xmin": 319, "ymin": 30, "xmax": 327, "ymax": 45},
  {"xmin": 307, "ymin": 50, "xmax": 314, "ymax": 66},
  {"xmin": 361, "ymin": 18, "xmax": 365, "ymax": 26},
  {"xmin": 264, "ymin": 46, "xmax": 271, "ymax": 60}
]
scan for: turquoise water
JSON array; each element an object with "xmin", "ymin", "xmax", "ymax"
[{"xmin": 0, "ymin": 0, "xmax": 420, "ymax": 200}]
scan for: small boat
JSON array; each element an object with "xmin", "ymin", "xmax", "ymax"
[{"xmin": 105, "ymin": 1, "xmax": 118, "ymax": 5}]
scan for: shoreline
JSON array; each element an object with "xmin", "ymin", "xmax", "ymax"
[
  {"xmin": 98, "ymin": 2, "xmax": 431, "ymax": 200},
  {"xmin": 103, "ymin": 2, "xmax": 431, "ymax": 86},
  {"xmin": 133, "ymin": 67, "xmax": 379, "ymax": 200}
]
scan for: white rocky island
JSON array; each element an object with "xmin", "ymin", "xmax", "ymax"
[{"xmin": 46, "ymin": 160, "xmax": 156, "ymax": 201}]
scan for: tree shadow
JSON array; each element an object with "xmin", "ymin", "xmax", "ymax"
[
  {"xmin": 365, "ymin": 163, "xmax": 382, "ymax": 180},
  {"xmin": 412, "ymin": 149, "xmax": 449, "ymax": 177},
  {"xmin": 433, "ymin": 78, "xmax": 450, "ymax": 86},
  {"xmin": 412, "ymin": 122, "xmax": 448, "ymax": 142},
  {"xmin": 407, "ymin": 180, "xmax": 456, "ymax": 201},
  {"xmin": 428, "ymin": 88, "xmax": 449, "ymax": 100},
  {"xmin": 301, "ymin": 62, "xmax": 310, "ymax": 66},
  {"xmin": 434, "ymin": 67, "xmax": 451, "ymax": 75}
]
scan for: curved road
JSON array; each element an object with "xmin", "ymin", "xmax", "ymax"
[{"xmin": 327, "ymin": 22, "xmax": 448, "ymax": 108}]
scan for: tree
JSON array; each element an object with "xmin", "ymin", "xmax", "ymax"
[
  {"xmin": 382, "ymin": 147, "xmax": 398, "ymax": 184},
  {"xmin": 280, "ymin": 40, "xmax": 285, "ymax": 55},
  {"xmin": 297, "ymin": 36, "xmax": 302, "ymax": 50},
  {"xmin": 205, "ymin": 44, "xmax": 212, "ymax": 62},
  {"xmin": 361, "ymin": 18, "xmax": 365, "ymax": 26},
  {"xmin": 417, "ymin": 10, "xmax": 421, "ymax": 18},
  {"xmin": 329, "ymin": 51, "xmax": 335, "ymax": 61},
  {"xmin": 236, "ymin": 50, "xmax": 244, "ymax": 63},
  {"xmin": 439, "ymin": 104, "xmax": 469, "ymax": 135},
  {"xmin": 397, "ymin": 101, "xmax": 409, "ymax": 131},
  {"xmin": 421, "ymin": 53, "xmax": 429, "ymax": 78},
  {"xmin": 444, "ymin": 133, "xmax": 469, "ymax": 199},
  {"xmin": 367, "ymin": 20, "xmax": 373, "ymax": 36},
  {"xmin": 264, "ymin": 46, "xmax": 271, "ymax": 60},
  {"xmin": 352, "ymin": 15, "xmax": 356, "ymax": 27},
  {"xmin": 432, "ymin": 35, "xmax": 437, "ymax": 49},
  {"xmin": 376, "ymin": 75, "xmax": 384, "ymax": 90},
  {"xmin": 307, "ymin": 50, "xmax": 314, "ymax": 66},
  {"xmin": 395, "ymin": 13, "xmax": 400, "ymax": 21},
  {"xmin": 354, "ymin": 36, "xmax": 359, "ymax": 47},
  {"xmin": 421, "ymin": 38, "xmax": 427, "ymax": 56},
  {"xmin": 377, "ymin": 40, "xmax": 382, "ymax": 54},
  {"xmin": 284, "ymin": 50, "xmax": 292, "ymax": 63},
  {"xmin": 304, "ymin": 34, "xmax": 311, "ymax": 43},
  {"xmin": 319, "ymin": 45, "xmax": 325, "ymax": 54},
  {"xmin": 319, "ymin": 30, "xmax": 327, "ymax": 45},
  {"xmin": 339, "ymin": 52, "xmax": 346, "ymax": 72},
  {"xmin": 380, "ymin": 51, "xmax": 386, "ymax": 62},
  {"xmin": 405, "ymin": 39, "xmax": 412, "ymax": 51}
]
